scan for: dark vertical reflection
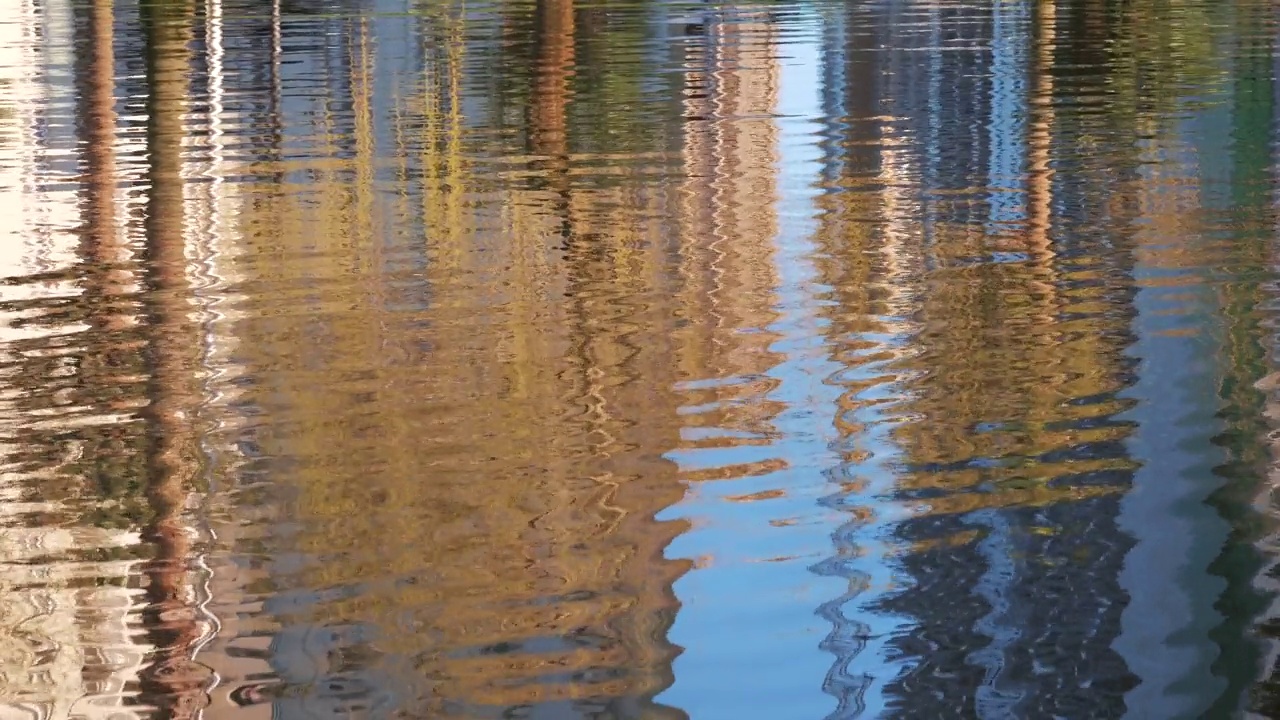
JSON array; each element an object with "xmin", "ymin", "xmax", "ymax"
[
  {"xmin": 1213, "ymin": 2, "xmax": 1280, "ymax": 714},
  {"xmin": 139, "ymin": 1, "xmax": 209, "ymax": 715},
  {"xmin": 1256, "ymin": 14, "xmax": 1280, "ymax": 707}
]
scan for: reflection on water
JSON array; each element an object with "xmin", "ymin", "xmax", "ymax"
[{"xmin": 4, "ymin": 0, "xmax": 1280, "ymax": 718}]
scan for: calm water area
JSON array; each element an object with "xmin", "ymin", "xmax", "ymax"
[{"xmin": 7, "ymin": 0, "xmax": 1280, "ymax": 717}]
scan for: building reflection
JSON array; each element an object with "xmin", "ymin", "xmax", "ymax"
[
  {"xmin": 181, "ymin": 0, "xmax": 693, "ymax": 717},
  {"xmin": 807, "ymin": 1, "xmax": 1148, "ymax": 716},
  {"xmin": 6, "ymin": 0, "xmax": 1280, "ymax": 718}
]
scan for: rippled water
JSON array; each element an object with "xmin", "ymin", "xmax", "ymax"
[{"xmin": 5, "ymin": 0, "xmax": 1280, "ymax": 717}]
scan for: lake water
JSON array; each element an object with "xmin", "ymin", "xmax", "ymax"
[{"xmin": 3, "ymin": 0, "xmax": 1280, "ymax": 718}]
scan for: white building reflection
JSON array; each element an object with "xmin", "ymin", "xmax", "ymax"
[{"xmin": 0, "ymin": 1, "xmax": 152, "ymax": 718}]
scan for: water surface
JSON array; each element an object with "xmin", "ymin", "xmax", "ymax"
[{"xmin": 4, "ymin": 0, "xmax": 1280, "ymax": 718}]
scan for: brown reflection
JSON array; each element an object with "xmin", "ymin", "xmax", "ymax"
[
  {"xmin": 78, "ymin": 0, "xmax": 144, "ymax": 433},
  {"xmin": 139, "ymin": 1, "xmax": 210, "ymax": 716},
  {"xmin": 191, "ymin": 1, "xmax": 691, "ymax": 714},
  {"xmin": 671, "ymin": 10, "xmax": 782, "ymax": 440},
  {"xmin": 1027, "ymin": 1, "xmax": 1055, "ymax": 253},
  {"xmin": 530, "ymin": 0, "xmax": 573, "ymax": 161},
  {"xmin": 82, "ymin": 0, "xmax": 118, "ymax": 275},
  {"xmin": 1025, "ymin": 0, "xmax": 1057, "ymax": 309}
]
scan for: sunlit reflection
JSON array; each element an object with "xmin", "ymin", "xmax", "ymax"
[{"xmin": 1, "ymin": 0, "xmax": 1280, "ymax": 718}]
